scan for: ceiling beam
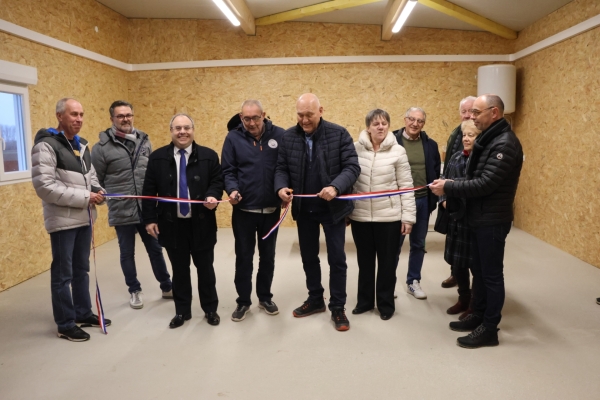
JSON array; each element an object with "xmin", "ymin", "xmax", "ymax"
[
  {"xmin": 225, "ymin": 0, "xmax": 256, "ymax": 35},
  {"xmin": 382, "ymin": 0, "xmax": 410, "ymax": 40},
  {"xmin": 255, "ymin": 0, "xmax": 383, "ymax": 26},
  {"xmin": 418, "ymin": 0, "xmax": 517, "ymax": 39}
]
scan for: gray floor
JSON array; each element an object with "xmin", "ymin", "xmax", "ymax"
[{"xmin": 1, "ymin": 226, "xmax": 599, "ymax": 399}]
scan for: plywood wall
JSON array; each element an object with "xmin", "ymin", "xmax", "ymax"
[
  {"xmin": 515, "ymin": 0, "xmax": 600, "ymax": 51},
  {"xmin": 513, "ymin": 25, "xmax": 600, "ymax": 268},
  {"xmin": 128, "ymin": 19, "xmax": 514, "ymax": 63},
  {"xmin": 0, "ymin": 31, "xmax": 129, "ymax": 291},
  {"xmin": 0, "ymin": 0, "xmax": 130, "ymax": 62}
]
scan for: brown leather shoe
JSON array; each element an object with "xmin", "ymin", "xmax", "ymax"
[
  {"xmin": 447, "ymin": 300, "xmax": 469, "ymax": 315},
  {"xmin": 459, "ymin": 308, "xmax": 473, "ymax": 320},
  {"xmin": 441, "ymin": 275, "xmax": 457, "ymax": 288}
]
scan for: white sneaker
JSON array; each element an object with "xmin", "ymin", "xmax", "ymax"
[
  {"xmin": 130, "ymin": 290, "xmax": 144, "ymax": 309},
  {"xmin": 407, "ymin": 280, "xmax": 427, "ymax": 299}
]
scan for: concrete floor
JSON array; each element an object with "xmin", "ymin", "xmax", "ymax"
[{"xmin": 1, "ymin": 226, "xmax": 599, "ymax": 399}]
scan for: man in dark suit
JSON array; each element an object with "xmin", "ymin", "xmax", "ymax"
[{"xmin": 142, "ymin": 113, "xmax": 224, "ymax": 329}]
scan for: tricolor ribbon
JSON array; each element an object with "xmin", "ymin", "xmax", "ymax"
[
  {"xmin": 103, "ymin": 193, "xmax": 229, "ymax": 204},
  {"xmin": 261, "ymin": 185, "xmax": 428, "ymax": 239},
  {"xmin": 88, "ymin": 207, "xmax": 108, "ymax": 334}
]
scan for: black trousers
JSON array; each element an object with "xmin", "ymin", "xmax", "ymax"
[
  {"xmin": 350, "ymin": 220, "xmax": 401, "ymax": 315},
  {"xmin": 232, "ymin": 207, "xmax": 280, "ymax": 306},
  {"xmin": 296, "ymin": 212, "xmax": 348, "ymax": 310},
  {"xmin": 470, "ymin": 222, "xmax": 511, "ymax": 329},
  {"xmin": 165, "ymin": 219, "xmax": 218, "ymax": 315}
]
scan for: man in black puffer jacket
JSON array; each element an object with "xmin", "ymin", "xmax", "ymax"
[
  {"xmin": 274, "ymin": 93, "xmax": 360, "ymax": 332},
  {"xmin": 431, "ymin": 94, "xmax": 523, "ymax": 349}
]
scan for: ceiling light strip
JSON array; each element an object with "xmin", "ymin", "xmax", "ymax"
[
  {"xmin": 392, "ymin": 0, "xmax": 418, "ymax": 33},
  {"xmin": 212, "ymin": 0, "xmax": 240, "ymax": 27}
]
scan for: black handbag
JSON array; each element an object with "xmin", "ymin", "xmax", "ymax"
[{"xmin": 434, "ymin": 205, "xmax": 449, "ymax": 234}]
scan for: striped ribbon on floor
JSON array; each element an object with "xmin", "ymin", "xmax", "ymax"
[{"xmin": 88, "ymin": 207, "xmax": 108, "ymax": 334}]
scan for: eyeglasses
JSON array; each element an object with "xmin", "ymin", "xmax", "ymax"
[
  {"xmin": 241, "ymin": 115, "xmax": 262, "ymax": 124},
  {"xmin": 468, "ymin": 107, "xmax": 494, "ymax": 117},
  {"xmin": 405, "ymin": 116, "xmax": 425, "ymax": 125},
  {"xmin": 114, "ymin": 114, "xmax": 134, "ymax": 120},
  {"xmin": 171, "ymin": 125, "xmax": 193, "ymax": 132}
]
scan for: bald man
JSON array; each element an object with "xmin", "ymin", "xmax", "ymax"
[
  {"xmin": 431, "ymin": 94, "xmax": 523, "ymax": 349},
  {"xmin": 274, "ymin": 93, "xmax": 360, "ymax": 331}
]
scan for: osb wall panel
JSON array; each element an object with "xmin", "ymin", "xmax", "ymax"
[
  {"xmin": 515, "ymin": 0, "xmax": 600, "ymax": 52},
  {"xmin": 127, "ymin": 61, "xmax": 484, "ymax": 228},
  {"xmin": 513, "ymin": 26, "xmax": 599, "ymax": 268},
  {"xmin": 0, "ymin": 0, "xmax": 130, "ymax": 62},
  {"xmin": 128, "ymin": 20, "xmax": 514, "ymax": 64},
  {"xmin": 0, "ymin": 31, "xmax": 128, "ymax": 291}
]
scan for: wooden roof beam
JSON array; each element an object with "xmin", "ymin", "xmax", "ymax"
[
  {"xmin": 223, "ymin": 0, "xmax": 256, "ymax": 35},
  {"xmin": 418, "ymin": 0, "xmax": 517, "ymax": 39},
  {"xmin": 255, "ymin": 0, "xmax": 383, "ymax": 26}
]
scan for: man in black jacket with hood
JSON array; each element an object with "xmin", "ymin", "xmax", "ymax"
[
  {"xmin": 431, "ymin": 94, "xmax": 523, "ymax": 349},
  {"xmin": 221, "ymin": 100, "xmax": 285, "ymax": 322},
  {"xmin": 275, "ymin": 93, "xmax": 360, "ymax": 331}
]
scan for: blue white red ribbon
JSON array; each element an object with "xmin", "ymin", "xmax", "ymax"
[
  {"xmin": 261, "ymin": 185, "xmax": 428, "ymax": 239},
  {"xmin": 88, "ymin": 207, "xmax": 108, "ymax": 334},
  {"xmin": 103, "ymin": 193, "xmax": 229, "ymax": 204}
]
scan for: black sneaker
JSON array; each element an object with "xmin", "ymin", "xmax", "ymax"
[
  {"xmin": 597, "ymin": 298, "xmax": 600, "ymax": 305},
  {"xmin": 331, "ymin": 308, "xmax": 350, "ymax": 331},
  {"xmin": 258, "ymin": 300, "xmax": 279, "ymax": 315},
  {"xmin": 231, "ymin": 305, "xmax": 250, "ymax": 322},
  {"xmin": 57, "ymin": 326, "xmax": 90, "ymax": 342},
  {"xmin": 76, "ymin": 314, "xmax": 112, "ymax": 328},
  {"xmin": 457, "ymin": 325, "xmax": 499, "ymax": 349},
  {"xmin": 292, "ymin": 299, "xmax": 326, "ymax": 318},
  {"xmin": 449, "ymin": 313, "xmax": 482, "ymax": 332}
]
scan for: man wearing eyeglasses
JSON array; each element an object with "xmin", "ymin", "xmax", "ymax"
[
  {"xmin": 92, "ymin": 100, "xmax": 173, "ymax": 310},
  {"xmin": 221, "ymin": 100, "xmax": 285, "ymax": 322},
  {"xmin": 142, "ymin": 113, "xmax": 224, "ymax": 329},
  {"xmin": 430, "ymin": 94, "xmax": 523, "ymax": 348},
  {"xmin": 392, "ymin": 107, "xmax": 441, "ymax": 301}
]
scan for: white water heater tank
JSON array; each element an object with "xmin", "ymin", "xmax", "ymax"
[{"xmin": 477, "ymin": 64, "xmax": 516, "ymax": 114}]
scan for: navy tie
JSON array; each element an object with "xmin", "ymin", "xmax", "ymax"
[{"xmin": 179, "ymin": 149, "xmax": 190, "ymax": 216}]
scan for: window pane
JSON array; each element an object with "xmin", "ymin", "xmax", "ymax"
[{"xmin": 0, "ymin": 92, "xmax": 27, "ymax": 173}]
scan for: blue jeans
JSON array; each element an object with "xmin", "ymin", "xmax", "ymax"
[
  {"xmin": 50, "ymin": 226, "xmax": 93, "ymax": 331},
  {"xmin": 399, "ymin": 196, "xmax": 430, "ymax": 284},
  {"xmin": 470, "ymin": 222, "xmax": 512, "ymax": 330},
  {"xmin": 115, "ymin": 223, "xmax": 172, "ymax": 293},
  {"xmin": 296, "ymin": 212, "xmax": 348, "ymax": 310},
  {"xmin": 232, "ymin": 207, "xmax": 280, "ymax": 306}
]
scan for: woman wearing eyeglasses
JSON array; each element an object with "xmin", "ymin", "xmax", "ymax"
[
  {"xmin": 348, "ymin": 109, "xmax": 416, "ymax": 320},
  {"xmin": 439, "ymin": 119, "xmax": 481, "ymax": 320}
]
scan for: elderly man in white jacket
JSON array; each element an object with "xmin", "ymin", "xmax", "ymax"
[
  {"xmin": 349, "ymin": 109, "xmax": 416, "ymax": 321},
  {"xmin": 32, "ymin": 98, "xmax": 110, "ymax": 342}
]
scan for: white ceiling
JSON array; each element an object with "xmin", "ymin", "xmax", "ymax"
[{"xmin": 96, "ymin": 0, "xmax": 574, "ymax": 32}]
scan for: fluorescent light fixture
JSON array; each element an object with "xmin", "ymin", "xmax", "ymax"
[
  {"xmin": 212, "ymin": 0, "xmax": 241, "ymax": 27},
  {"xmin": 392, "ymin": 0, "xmax": 418, "ymax": 33}
]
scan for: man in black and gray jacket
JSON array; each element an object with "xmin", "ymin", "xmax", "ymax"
[
  {"xmin": 431, "ymin": 94, "xmax": 523, "ymax": 349},
  {"xmin": 275, "ymin": 93, "xmax": 360, "ymax": 332},
  {"xmin": 92, "ymin": 101, "xmax": 172, "ymax": 310},
  {"xmin": 221, "ymin": 100, "xmax": 285, "ymax": 322},
  {"xmin": 32, "ymin": 98, "xmax": 110, "ymax": 342}
]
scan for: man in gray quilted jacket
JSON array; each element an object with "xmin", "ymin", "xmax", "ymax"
[
  {"xmin": 92, "ymin": 100, "xmax": 172, "ymax": 310},
  {"xmin": 32, "ymin": 98, "xmax": 110, "ymax": 342}
]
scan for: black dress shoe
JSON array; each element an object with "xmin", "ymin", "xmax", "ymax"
[
  {"xmin": 169, "ymin": 314, "xmax": 191, "ymax": 329},
  {"xmin": 352, "ymin": 306, "xmax": 374, "ymax": 315},
  {"xmin": 205, "ymin": 312, "xmax": 220, "ymax": 326},
  {"xmin": 380, "ymin": 313, "xmax": 393, "ymax": 320}
]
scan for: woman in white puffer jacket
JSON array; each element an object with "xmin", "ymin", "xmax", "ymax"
[{"xmin": 349, "ymin": 109, "xmax": 416, "ymax": 320}]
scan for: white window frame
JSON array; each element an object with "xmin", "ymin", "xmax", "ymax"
[{"xmin": 0, "ymin": 82, "xmax": 33, "ymax": 184}]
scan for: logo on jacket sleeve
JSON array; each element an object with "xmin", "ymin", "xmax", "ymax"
[
  {"xmin": 268, "ymin": 139, "xmax": 278, "ymax": 149},
  {"xmin": 496, "ymin": 153, "xmax": 503, "ymax": 160},
  {"xmin": 140, "ymin": 147, "xmax": 150, "ymax": 156}
]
